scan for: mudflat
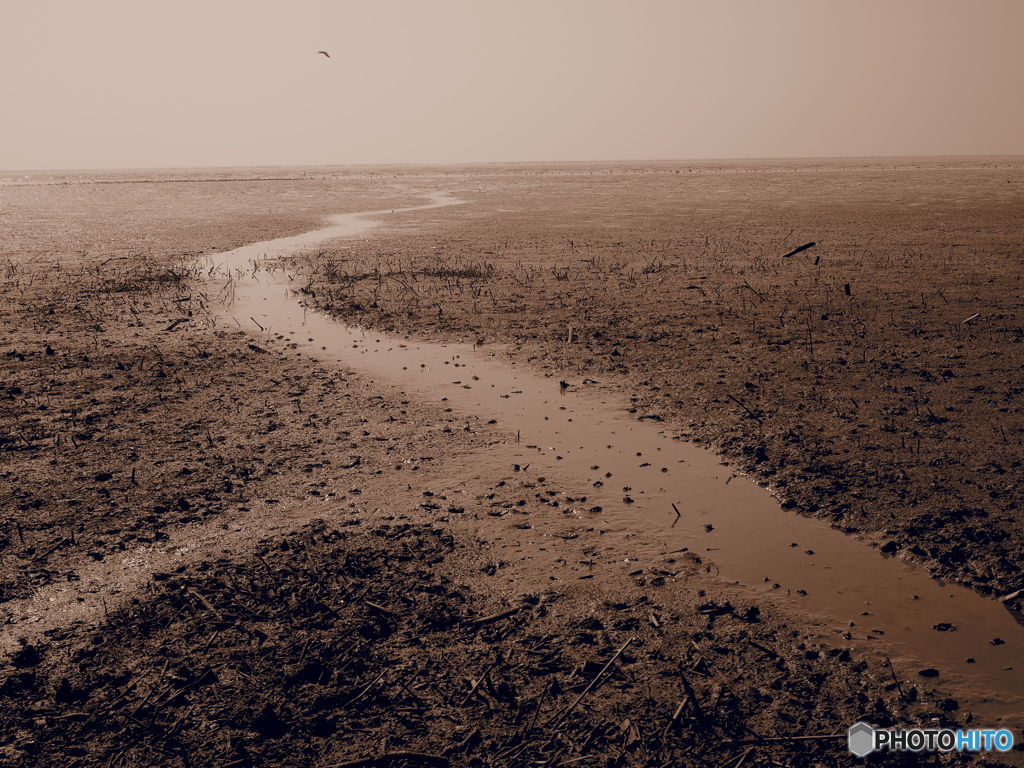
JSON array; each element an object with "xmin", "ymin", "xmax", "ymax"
[
  {"xmin": 296, "ymin": 159, "xmax": 1024, "ymax": 596},
  {"xmin": 1, "ymin": 160, "xmax": 1021, "ymax": 767}
]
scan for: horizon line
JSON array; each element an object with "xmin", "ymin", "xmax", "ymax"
[{"xmin": 4, "ymin": 152, "xmax": 1024, "ymax": 176}]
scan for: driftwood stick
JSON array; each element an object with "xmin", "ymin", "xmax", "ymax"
[
  {"xmin": 344, "ymin": 669, "xmax": 388, "ymax": 707},
  {"xmin": 884, "ymin": 655, "xmax": 906, "ymax": 701},
  {"xmin": 30, "ymin": 536, "xmax": 68, "ymax": 563},
  {"xmin": 526, "ymin": 678, "xmax": 553, "ymax": 734},
  {"xmin": 662, "ymin": 695, "xmax": 690, "ymax": 736},
  {"xmin": 187, "ymin": 588, "xmax": 223, "ymax": 621},
  {"xmin": 364, "ymin": 600, "xmax": 397, "ymax": 619},
  {"xmin": 782, "ymin": 241, "xmax": 816, "ymax": 258},
  {"xmin": 547, "ymin": 637, "xmax": 634, "ymax": 728},
  {"xmin": 468, "ymin": 606, "xmax": 521, "ymax": 626},
  {"xmin": 745, "ymin": 639, "xmax": 778, "ymax": 659},
  {"xmin": 677, "ymin": 671, "xmax": 705, "ymax": 722},
  {"xmin": 459, "ymin": 657, "xmax": 501, "ymax": 706},
  {"xmin": 726, "ymin": 393, "xmax": 762, "ymax": 421}
]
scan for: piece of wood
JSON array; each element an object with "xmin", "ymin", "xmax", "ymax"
[
  {"xmin": 364, "ymin": 600, "xmax": 396, "ymax": 619},
  {"xmin": 344, "ymin": 669, "xmax": 388, "ymax": 707},
  {"xmin": 187, "ymin": 588, "xmax": 223, "ymax": 620},
  {"xmin": 459, "ymin": 657, "xmax": 501, "ymax": 706},
  {"xmin": 30, "ymin": 537, "xmax": 69, "ymax": 563},
  {"xmin": 726, "ymin": 393, "xmax": 762, "ymax": 421},
  {"xmin": 547, "ymin": 637, "xmax": 634, "ymax": 728},
  {"xmin": 468, "ymin": 607, "xmax": 521, "ymax": 626},
  {"xmin": 745, "ymin": 639, "xmax": 778, "ymax": 659},
  {"xmin": 782, "ymin": 241, "xmax": 816, "ymax": 258},
  {"xmin": 661, "ymin": 695, "xmax": 690, "ymax": 736},
  {"xmin": 885, "ymin": 655, "xmax": 906, "ymax": 701}
]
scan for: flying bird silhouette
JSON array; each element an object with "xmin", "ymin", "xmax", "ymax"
[{"xmin": 317, "ymin": 50, "xmax": 331, "ymax": 58}]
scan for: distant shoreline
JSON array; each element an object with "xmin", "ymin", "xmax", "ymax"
[{"xmin": 4, "ymin": 155, "xmax": 1024, "ymax": 185}]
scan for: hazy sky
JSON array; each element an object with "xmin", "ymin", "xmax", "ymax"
[{"xmin": 2, "ymin": 0, "xmax": 1023, "ymax": 169}]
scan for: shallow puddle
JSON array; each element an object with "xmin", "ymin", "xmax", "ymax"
[{"xmin": 207, "ymin": 195, "xmax": 1023, "ymax": 724}]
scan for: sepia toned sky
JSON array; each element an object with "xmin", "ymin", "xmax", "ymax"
[{"xmin": 2, "ymin": 0, "xmax": 1023, "ymax": 170}]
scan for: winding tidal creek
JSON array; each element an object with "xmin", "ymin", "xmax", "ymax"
[{"xmin": 209, "ymin": 195, "xmax": 1023, "ymax": 725}]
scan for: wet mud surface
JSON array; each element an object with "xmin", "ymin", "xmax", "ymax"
[
  {"xmin": 1, "ymin": 162, "xmax": 1022, "ymax": 766},
  {"xmin": 293, "ymin": 163, "xmax": 1024, "ymax": 599},
  {"xmin": 214, "ymin": 197, "xmax": 1024, "ymax": 719},
  {"xmin": 0, "ymin": 519, "xmax": 980, "ymax": 768}
]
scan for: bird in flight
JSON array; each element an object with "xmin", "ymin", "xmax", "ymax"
[{"xmin": 317, "ymin": 50, "xmax": 331, "ymax": 58}]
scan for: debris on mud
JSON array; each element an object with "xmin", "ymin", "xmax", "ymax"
[
  {"xmin": 292, "ymin": 165, "xmax": 1024, "ymax": 596},
  {"xmin": 0, "ymin": 522, "xmax": 973, "ymax": 768}
]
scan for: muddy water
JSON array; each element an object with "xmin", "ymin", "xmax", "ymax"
[{"xmin": 209, "ymin": 195, "xmax": 1023, "ymax": 724}]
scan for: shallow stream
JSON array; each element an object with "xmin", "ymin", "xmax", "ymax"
[{"xmin": 209, "ymin": 194, "xmax": 1023, "ymax": 724}]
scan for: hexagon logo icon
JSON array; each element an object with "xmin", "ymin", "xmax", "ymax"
[{"xmin": 848, "ymin": 721, "xmax": 876, "ymax": 757}]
